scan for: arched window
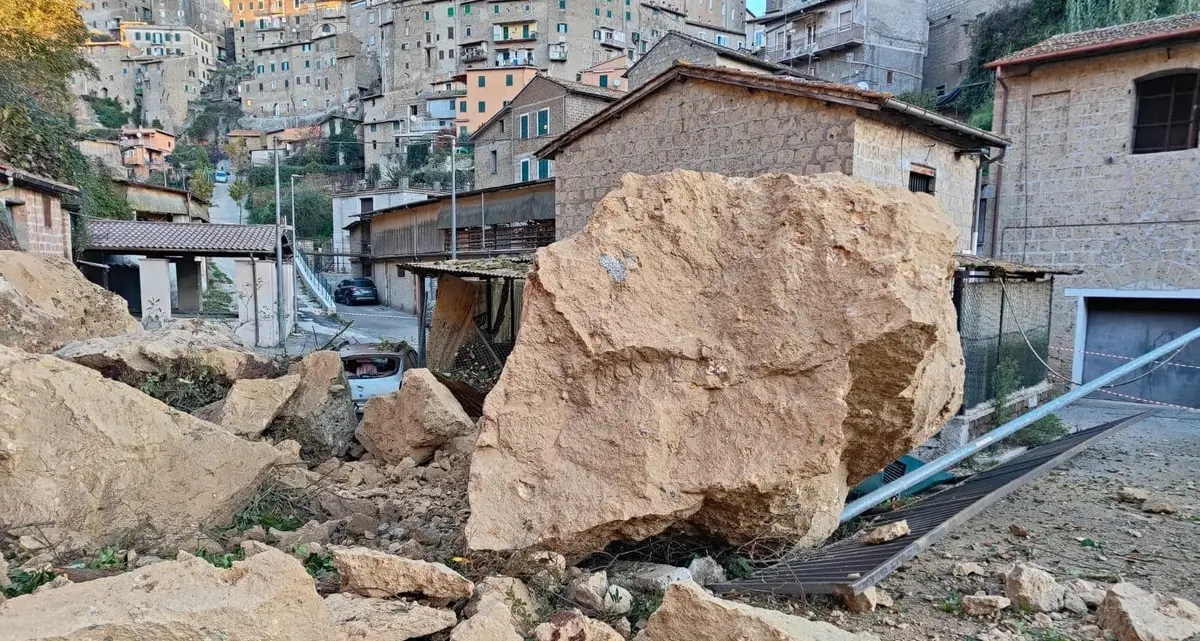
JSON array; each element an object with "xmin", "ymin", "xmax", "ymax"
[{"xmin": 1132, "ymin": 71, "xmax": 1199, "ymax": 154}]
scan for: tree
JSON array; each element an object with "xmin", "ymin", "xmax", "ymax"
[
  {"xmin": 86, "ymin": 96, "xmax": 129, "ymax": 128},
  {"xmin": 188, "ymin": 168, "xmax": 214, "ymax": 202},
  {"xmin": 223, "ymin": 138, "xmax": 250, "ymax": 173},
  {"xmin": 228, "ymin": 177, "xmax": 249, "ymax": 223}
]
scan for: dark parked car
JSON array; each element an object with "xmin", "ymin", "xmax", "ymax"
[{"xmin": 334, "ymin": 277, "xmax": 379, "ymax": 305}]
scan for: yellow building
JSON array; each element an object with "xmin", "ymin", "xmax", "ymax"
[{"xmin": 453, "ymin": 66, "xmax": 539, "ymax": 137}]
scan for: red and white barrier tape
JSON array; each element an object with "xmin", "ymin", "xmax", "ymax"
[{"xmin": 1049, "ymin": 346, "xmax": 1200, "ymax": 371}]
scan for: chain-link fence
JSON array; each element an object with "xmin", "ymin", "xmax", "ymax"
[{"xmin": 955, "ymin": 275, "xmax": 1053, "ymax": 410}]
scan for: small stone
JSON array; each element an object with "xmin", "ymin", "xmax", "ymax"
[
  {"xmin": 962, "ymin": 595, "xmax": 1012, "ymax": 617},
  {"xmin": 604, "ymin": 585, "xmax": 633, "ymax": 615},
  {"xmin": 1117, "ymin": 487, "xmax": 1149, "ymax": 503},
  {"xmin": 1009, "ymin": 524, "xmax": 1030, "ymax": 538},
  {"xmin": 132, "ymin": 555, "xmax": 164, "ymax": 568},
  {"xmin": 686, "ymin": 556, "xmax": 727, "ymax": 586},
  {"xmin": 1064, "ymin": 593, "xmax": 1090, "ymax": 615},
  {"xmin": 952, "ymin": 562, "xmax": 986, "ymax": 577},
  {"xmin": 839, "ymin": 586, "xmax": 888, "ymax": 613},
  {"xmin": 346, "ymin": 513, "xmax": 381, "ymax": 536},
  {"xmin": 566, "ymin": 571, "xmax": 610, "ymax": 614},
  {"xmin": 1005, "ymin": 563, "xmax": 1065, "ymax": 613},
  {"xmin": 243, "ymin": 525, "xmax": 267, "ymax": 542},
  {"xmin": 1034, "ymin": 612, "xmax": 1053, "ymax": 627},
  {"xmin": 1140, "ymin": 498, "xmax": 1177, "ymax": 514},
  {"xmin": 862, "ymin": 520, "xmax": 910, "ymax": 545}
]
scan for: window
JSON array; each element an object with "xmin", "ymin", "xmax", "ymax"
[
  {"xmin": 460, "ymin": 125, "xmax": 468, "ymax": 137},
  {"xmin": 1132, "ymin": 72, "xmax": 1199, "ymax": 154},
  {"xmin": 489, "ymin": 149, "xmax": 498, "ymax": 173},
  {"xmin": 557, "ymin": 22, "xmax": 567, "ymax": 33},
  {"xmin": 424, "ymin": 10, "xmax": 429, "ymax": 19},
  {"xmin": 447, "ymin": 6, "xmax": 453, "ymax": 15},
  {"xmin": 594, "ymin": 7, "xmax": 599, "ymax": 15},
  {"xmin": 625, "ymin": 11, "xmax": 630, "ymax": 19},
  {"xmin": 520, "ymin": 158, "xmax": 530, "ymax": 181},
  {"xmin": 519, "ymin": 113, "xmax": 528, "ymax": 138},
  {"xmin": 606, "ymin": 9, "xmax": 611, "ymax": 17},
  {"xmin": 593, "ymin": 29, "xmax": 600, "ymax": 40},
  {"xmin": 460, "ymin": 100, "xmax": 467, "ymax": 112},
  {"xmin": 505, "ymin": 73, "xmax": 514, "ymax": 86},
  {"xmin": 239, "ymin": 19, "xmax": 244, "ymax": 27},
  {"xmin": 493, "ymin": 4, "xmax": 499, "ymax": 13},
  {"xmin": 538, "ymin": 159, "xmax": 551, "ymax": 179},
  {"xmin": 599, "ymin": 74, "xmax": 608, "ymax": 87},
  {"xmin": 478, "ymin": 75, "xmax": 486, "ymax": 87},
  {"xmin": 716, "ymin": 34, "xmax": 728, "ymax": 46},
  {"xmin": 135, "ymin": 32, "xmax": 142, "ymax": 40},
  {"xmin": 908, "ymin": 166, "xmax": 935, "ymax": 194},
  {"xmin": 536, "ymin": 108, "xmax": 548, "ymax": 136},
  {"xmin": 499, "ymin": 119, "xmax": 505, "ymax": 133},
  {"xmin": 478, "ymin": 100, "xmax": 486, "ymax": 112},
  {"xmin": 839, "ymin": 9, "xmax": 853, "ymax": 28},
  {"xmin": 282, "ymin": 61, "xmax": 289, "ymax": 70},
  {"xmin": 257, "ymin": 64, "xmax": 264, "ymax": 73},
  {"xmin": 886, "ymin": 70, "xmax": 893, "ymax": 84},
  {"xmin": 42, "ymin": 195, "xmax": 53, "ymax": 228},
  {"xmin": 559, "ymin": 0, "xmax": 566, "ymax": 7},
  {"xmin": 370, "ymin": 123, "xmax": 378, "ymax": 132},
  {"xmin": 175, "ymin": 33, "xmax": 181, "ymax": 41},
  {"xmin": 448, "ymin": 26, "xmax": 454, "ymax": 38},
  {"xmin": 464, "ymin": 3, "xmax": 470, "ymax": 13},
  {"xmin": 270, "ymin": 62, "xmax": 276, "ymax": 72}
]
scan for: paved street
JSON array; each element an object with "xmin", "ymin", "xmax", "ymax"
[{"xmin": 207, "ymin": 166, "xmax": 242, "ymax": 279}]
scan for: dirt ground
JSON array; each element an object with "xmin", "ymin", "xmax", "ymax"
[{"xmin": 763, "ymin": 400, "xmax": 1200, "ymax": 640}]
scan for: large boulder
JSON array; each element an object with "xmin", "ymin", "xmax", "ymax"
[
  {"xmin": 0, "ymin": 250, "xmax": 138, "ymax": 352},
  {"xmin": 270, "ymin": 351, "xmax": 357, "ymax": 457},
  {"xmin": 0, "ymin": 345, "xmax": 282, "ymax": 548},
  {"xmin": 324, "ymin": 593, "xmax": 458, "ymax": 641},
  {"xmin": 466, "ymin": 171, "xmax": 963, "ymax": 553},
  {"xmin": 215, "ymin": 374, "xmax": 302, "ymax": 437},
  {"xmin": 1097, "ymin": 583, "xmax": 1200, "ymax": 641},
  {"xmin": 331, "ymin": 547, "xmax": 474, "ymax": 601},
  {"xmin": 0, "ymin": 547, "xmax": 341, "ymax": 641},
  {"xmin": 55, "ymin": 318, "xmax": 278, "ymax": 385},
  {"xmin": 644, "ymin": 581, "xmax": 877, "ymax": 641},
  {"xmin": 356, "ymin": 368, "xmax": 477, "ymax": 464}
]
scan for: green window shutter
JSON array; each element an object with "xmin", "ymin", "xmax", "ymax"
[
  {"xmin": 460, "ymin": 100, "xmax": 467, "ymax": 112},
  {"xmin": 505, "ymin": 73, "xmax": 513, "ymax": 86},
  {"xmin": 599, "ymin": 74, "xmax": 608, "ymax": 87},
  {"xmin": 447, "ymin": 6, "xmax": 453, "ymax": 16},
  {"xmin": 520, "ymin": 114, "xmax": 528, "ymax": 139},
  {"xmin": 537, "ymin": 109, "xmax": 548, "ymax": 136},
  {"xmin": 521, "ymin": 160, "xmax": 530, "ymax": 182},
  {"xmin": 464, "ymin": 3, "xmax": 470, "ymax": 13},
  {"xmin": 538, "ymin": 159, "xmax": 549, "ymax": 178},
  {"xmin": 478, "ymin": 101, "xmax": 486, "ymax": 112},
  {"xmin": 478, "ymin": 75, "xmax": 485, "ymax": 87},
  {"xmin": 594, "ymin": 7, "xmax": 599, "ymax": 15}
]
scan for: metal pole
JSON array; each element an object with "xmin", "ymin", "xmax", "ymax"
[
  {"xmin": 841, "ymin": 324, "xmax": 1200, "ymax": 523},
  {"xmin": 450, "ymin": 133, "xmax": 457, "ymax": 260},
  {"xmin": 273, "ymin": 138, "xmax": 286, "ymax": 345}
]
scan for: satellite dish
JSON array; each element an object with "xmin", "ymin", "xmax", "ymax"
[
  {"xmin": 409, "ymin": 114, "xmax": 418, "ymax": 122},
  {"xmin": 856, "ymin": 81, "xmax": 870, "ymax": 91}
]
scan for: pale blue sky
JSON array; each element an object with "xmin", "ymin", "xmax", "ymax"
[{"xmin": 746, "ymin": 0, "xmax": 765, "ymax": 16}]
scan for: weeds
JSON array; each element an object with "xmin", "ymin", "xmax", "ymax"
[
  {"xmin": 138, "ymin": 359, "xmax": 230, "ymax": 413},
  {"xmin": 195, "ymin": 547, "xmax": 245, "ymax": 568},
  {"xmin": 87, "ymin": 547, "xmax": 125, "ymax": 571},
  {"xmin": 2, "ymin": 568, "xmax": 58, "ymax": 598},
  {"xmin": 723, "ymin": 555, "xmax": 755, "ymax": 581},
  {"xmin": 939, "ymin": 590, "xmax": 964, "ymax": 613},
  {"xmin": 293, "ymin": 544, "xmax": 336, "ymax": 579},
  {"xmin": 1010, "ymin": 414, "xmax": 1068, "ymax": 448},
  {"xmin": 228, "ymin": 486, "xmax": 318, "ymax": 532},
  {"xmin": 628, "ymin": 589, "xmax": 664, "ymax": 622}
]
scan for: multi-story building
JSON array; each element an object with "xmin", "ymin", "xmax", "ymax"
[
  {"xmin": 71, "ymin": 42, "xmax": 141, "ymax": 126},
  {"xmin": 747, "ymin": 0, "xmax": 928, "ymax": 92},
  {"xmin": 470, "ymin": 74, "xmax": 622, "ymax": 189},
  {"xmin": 139, "ymin": 55, "xmax": 208, "ymax": 130},
  {"xmin": 120, "ymin": 23, "xmax": 217, "ymax": 82},
  {"xmin": 983, "ymin": 14, "xmax": 1200, "ymax": 407},
  {"xmin": 922, "ymin": 0, "xmax": 1007, "ymax": 96},
  {"xmin": 118, "ymin": 128, "xmax": 177, "ymax": 179},
  {"xmin": 82, "ymin": 0, "xmax": 229, "ymax": 58},
  {"xmin": 453, "ymin": 65, "xmax": 539, "ymax": 136},
  {"xmin": 230, "ymin": 0, "xmax": 350, "ymax": 57},
  {"xmin": 579, "ymin": 54, "xmax": 629, "ymax": 89},
  {"xmin": 626, "ymin": 30, "xmax": 809, "ymax": 89},
  {"xmin": 238, "ymin": 31, "xmax": 378, "ymax": 116}
]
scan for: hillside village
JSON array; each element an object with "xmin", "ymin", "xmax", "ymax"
[{"xmin": 1, "ymin": 0, "xmax": 1199, "ymax": 639}]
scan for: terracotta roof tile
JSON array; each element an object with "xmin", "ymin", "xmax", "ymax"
[
  {"xmin": 543, "ymin": 76, "xmax": 628, "ymax": 100},
  {"xmin": 988, "ymin": 13, "xmax": 1200, "ymax": 67},
  {"xmin": 87, "ymin": 220, "xmax": 285, "ymax": 255}
]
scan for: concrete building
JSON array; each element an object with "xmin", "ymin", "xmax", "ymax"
[
  {"xmin": 82, "ymin": 0, "xmax": 230, "ymax": 56},
  {"xmin": 984, "ymin": 14, "xmax": 1200, "ymax": 406},
  {"xmin": 120, "ymin": 22, "xmax": 218, "ymax": 74},
  {"xmin": 239, "ymin": 31, "xmax": 378, "ymax": 116},
  {"xmin": 922, "ymin": 0, "xmax": 1008, "ymax": 96},
  {"xmin": 538, "ymin": 63, "xmax": 1006, "ymax": 248},
  {"xmin": 580, "ymin": 54, "xmax": 629, "ymax": 89},
  {"xmin": 138, "ymin": 55, "xmax": 208, "ymax": 131},
  {"xmin": 625, "ymin": 30, "xmax": 810, "ymax": 89},
  {"xmin": 0, "ymin": 165, "xmax": 78, "ymax": 259},
  {"xmin": 454, "ymin": 66, "xmax": 540, "ymax": 136},
  {"xmin": 747, "ymin": 0, "xmax": 929, "ymax": 92},
  {"xmin": 72, "ymin": 42, "xmax": 140, "ymax": 124},
  {"xmin": 470, "ymin": 74, "xmax": 623, "ymax": 189}
]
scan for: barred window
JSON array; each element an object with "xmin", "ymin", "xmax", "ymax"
[{"xmin": 1132, "ymin": 71, "xmax": 1199, "ymax": 154}]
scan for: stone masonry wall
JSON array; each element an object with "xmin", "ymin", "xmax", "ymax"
[
  {"xmin": 553, "ymin": 78, "xmax": 857, "ymax": 238},
  {"xmin": 991, "ymin": 41, "xmax": 1200, "ymax": 368},
  {"xmin": 9, "ymin": 187, "xmax": 71, "ymax": 259}
]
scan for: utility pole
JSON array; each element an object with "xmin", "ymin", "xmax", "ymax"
[
  {"xmin": 450, "ymin": 132, "xmax": 457, "ymax": 260},
  {"xmin": 273, "ymin": 137, "xmax": 286, "ymax": 345}
]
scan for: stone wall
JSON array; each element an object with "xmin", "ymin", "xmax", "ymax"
[
  {"xmin": 852, "ymin": 118, "xmax": 979, "ymax": 250},
  {"xmin": 553, "ymin": 78, "xmax": 857, "ymax": 238},
  {"xmin": 9, "ymin": 187, "xmax": 72, "ymax": 259},
  {"xmin": 991, "ymin": 41, "xmax": 1200, "ymax": 365}
]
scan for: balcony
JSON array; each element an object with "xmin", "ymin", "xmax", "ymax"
[
  {"xmin": 598, "ymin": 30, "xmax": 627, "ymax": 50},
  {"xmin": 548, "ymin": 42, "xmax": 567, "ymax": 61},
  {"xmin": 763, "ymin": 22, "xmax": 864, "ymax": 63},
  {"xmin": 493, "ymin": 23, "xmax": 538, "ymax": 43},
  {"xmin": 460, "ymin": 42, "xmax": 488, "ymax": 63}
]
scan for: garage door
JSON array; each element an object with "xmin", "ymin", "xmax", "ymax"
[{"xmin": 1083, "ymin": 297, "xmax": 1200, "ymax": 407}]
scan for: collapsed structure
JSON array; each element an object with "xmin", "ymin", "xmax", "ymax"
[{"xmin": 467, "ymin": 170, "xmax": 965, "ymax": 553}]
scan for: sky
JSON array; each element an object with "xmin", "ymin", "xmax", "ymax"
[{"xmin": 746, "ymin": 0, "xmax": 766, "ymax": 16}]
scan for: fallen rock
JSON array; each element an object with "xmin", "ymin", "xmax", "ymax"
[
  {"xmin": 1140, "ymin": 498, "xmax": 1177, "ymax": 514},
  {"xmin": 466, "ymin": 171, "xmax": 963, "ymax": 554},
  {"xmin": 687, "ymin": 557, "xmax": 727, "ymax": 586},
  {"xmin": 0, "ymin": 345, "xmax": 281, "ymax": 549},
  {"xmin": 319, "ymin": 492, "xmax": 379, "ymax": 520},
  {"xmin": 1064, "ymin": 593, "xmax": 1090, "ymax": 615},
  {"xmin": 0, "ymin": 547, "xmax": 340, "ymax": 640},
  {"xmin": 0, "ymin": 250, "xmax": 137, "ymax": 353},
  {"xmin": 605, "ymin": 584, "xmax": 634, "ymax": 615},
  {"xmin": 534, "ymin": 610, "xmax": 624, "ymax": 641},
  {"xmin": 346, "ymin": 513, "xmax": 381, "ymax": 536},
  {"xmin": 1117, "ymin": 487, "xmax": 1150, "ymax": 504},
  {"xmin": 952, "ymin": 561, "xmax": 986, "ymax": 577},
  {"xmin": 963, "ymin": 595, "xmax": 1012, "ymax": 617},
  {"xmin": 272, "ymin": 520, "xmax": 336, "ymax": 551},
  {"xmin": 838, "ymin": 586, "xmax": 892, "ymax": 613},
  {"xmin": 271, "ymin": 351, "xmax": 358, "ymax": 457},
  {"xmin": 324, "ymin": 593, "xmax": 457, "ymax": 640},
  {"xmin": 465, "ymin": 576, "xmax": 538, "ymax": 630},
  {"xmin": 1005, "ymin": 563, "xmax": 1065, "ymax": 613},
  {"xmin": 862, "ymin": 520, "xmax": 910, "ymax": 545},
  {"xmin": 567, "ymin": 570, "xmax": 610, "ymax": 614},
  {"xmin": 610, "ymin": 562, "xmax": 693, "ymax": 592},
  {"xmin": 356, "ymin": 368, "xmax": 477, "ymax": 464},
  {"xmin": 332, "ymin": 547, "xmax": 473, "ymax": 601},
  {"xmin": 1097, "ymin": 583, "xmax": 1200, "ymax": 641},
  {"xmin": 55, "ymin": 319, "xmax": 277, "ymax": 385},
  {"xmin": 1065, "ymin": 579, "xmax": 1106, "ymax": 609},
  {"xmin": 452, "ymin": 599, "xmax": 524, "ymax": 641},
  {"xmin": 645, "ymin": 580, "xmax": 877, "ymax": 640},
  {"xmin": 0, "ymin": 551, "xmax": 9, "ymax": 588},
  {"xmin": 213, "ymin": 374, "xmax": 302, "ymax": 437}
]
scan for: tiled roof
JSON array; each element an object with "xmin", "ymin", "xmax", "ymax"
[
  {"xmin": 988, "ymin": 13, "xmax": 1200, "ymax": 67},
  {"xmin": 628, "ymin": 31, "xmax": 820, "ymax": 81},
  {"xmin": 543, "ymin": 76, "xmax": 627, "ymax": 101},
  {"xmin": 227, "ymin": 129, "xmax": 263, "ymax": 137},
  {"xmin": 87, "ymin": 220, "xmax": 286, "ymax": 255}
]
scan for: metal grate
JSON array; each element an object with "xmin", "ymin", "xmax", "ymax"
[{"xmin": 710, "ymin": 411, "xmax": 1152, "ymax": 597}]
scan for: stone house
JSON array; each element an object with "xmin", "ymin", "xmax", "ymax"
[
  {"xmin": 538, "ymin": 63, "xmax": 1006, "ymax": 248},
  {"xmin": 470, "ymin": 75, "xmax": 624, "ymax": 189},
  {"xmin": 0, "ymin": 164, "xmax": 78, "ymax": 259},
  {"xmin": 580, "ymin": 54, "xmax": 630, "ymax": 90},
  {"xmin": 747, "ymin": 0, "xmax": 929, "ymax": 92},
  {"xmin": 984, "ymin": 14, "xmax": 1200, "ymax": 407},
  {"xmin": 239, "ymin": 32, "xmax": 376, "ymax": 117},
  {"xmin": 139, "ymin": 56, "xmax": 208, "ymax": 132},
  {"xmin": 72, "ymin": 42, "xmax": 139, "ymax": 126},
  {"xmin": 626, "ymin": 30, "xmax": 808, "ymax": 89}
]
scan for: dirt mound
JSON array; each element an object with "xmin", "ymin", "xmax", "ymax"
[
  {"xmin": 0, "ymin": 344, "xmax": 282, "ymax": 550},
  {"xmin": 55, "ymin": 318, "xmax": 278, "ymax": 385},
  {"xmin": 0, "ymin": 250, "xmax": 138, "ymax": 352},
  {"xmin": 466, "ymin": 171, "xmax": 963, "ymax": 554}
]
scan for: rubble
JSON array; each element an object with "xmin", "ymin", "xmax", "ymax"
[
  {"xmin": 643, "ymin": 580, "xmax": 877, "ymax": 640},
  {"xmin": 356, "ymin": 368, "xmax": 477, "ymax": 464},
  {"xmin": 54, "ymin": 319, "xmax": 277, "ymax": 385},
  {"xmin": 0, "ymin": 250, "xmax": 138, "ymax": 353},
  {"xmin": 332, "ymin": 547, "xmax": 474, "ymax": 601},
  {"xmin": 1004, "ymin": 563, "xmax": 1065, "ymax": 613},
  {"xmin": 213, "ymin": 374, "xmax": 302, "ymax": 437},
  {"xmin": 610, "ymin": 562, "xmax": 693, "ymax": 592},
  {"xmin": 324, "ymin": 593, "xmax": 458, "ymax": 640},
  {"xmin": 466, "ymin": 171, "xmax": 963, "ymax": 553},
  {"xmin": 839, "ymin": 586, "xmax": 892, "ymax": 613},
  {"xmin": 962, "ymin": 595, "xmax": 1012, "ymax": 617},
  {"xmin": 1097, "ymin": 583, "xmax": 1200, "ymax": 641},
  {"xmin": 270, "ymin": 351, "xmax": 358, "ymax": 457},
  {"xmin": 687, "ymin": 557, "xmax": 727, "ymax": 586},
  {"xmin": 1140, "ymin": 497, "xmax": 1178, "ymax": 514},
  {"xmin": 0, "ymin": 547, "xmax": 341, "ymax": 640},
  {"xmin": 534, "ymin": 609, "xmax": 624, "ymax": 641},
  {"xmin": 952, "ymin": 562, "xmax": 986, "ymax": 577},
  {"xmin": 0, "ymin": 345, "xmax": 281, "ymax": 549},
  {"xmin": 1065, "ymin": 579, "xmax": 1107, "ymax": 609},
  {"xmin": 1117, "ymin": 487, "xmax": 1150, "ymax": 503},
  {"xmin": 566, "ymin": 570, "xmax": 611, "ymax": 614},
  {"xmin": 465, "ymin": 576, "xmax": 539, "ymax": 628},
  {"xmin": 452, "ymin": 599, "xmax": 524, "ymax": 641},
  {"xmin": 862, "ymin": 520, "xmax": 910, "ymax": 545}
]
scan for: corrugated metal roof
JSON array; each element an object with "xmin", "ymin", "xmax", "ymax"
[
  {"xmin": 988, "ymin": 13, "xmax": 1200, "ymax": 68},
  {"xmin": 401, "ymin": 255, "xmax": 535, "ymax": 279},
  {"xmin": 87, "ymin": 220, "xmax": 288, "ymax": 256}
]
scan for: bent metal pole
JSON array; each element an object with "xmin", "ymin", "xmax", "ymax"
[{"xmin": 842, "ymin": 324, "xmax": 1200, "ymax": 522}]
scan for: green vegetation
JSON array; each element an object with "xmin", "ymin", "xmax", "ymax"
[
  {"xmin": 2, "ymin": 568, "xmax": 59, "ymax": 598},
  {"xmin": 195, "ymin": 547, "xmax": 245, "ymax": 568},
  {"xmin": 723, "ymin": 555, "xmax": 755, "ymax": 581},
  {"xmin": 246, "ymin": 185, "xmax": 334, "ymax": 240},
  {"xmin": 628, "ymin": 589, "xmax": 665, "ymax": 622},
  {"xmin": 991, "ymin": 357, "xmax": 1067, "ymax": 448},
  {"xmin": 228, "ymin": 486, "xmax": 319, "ymax": 533},
  {"xmin": 188, "ymin": 167, "xmax": 214, "ymax": 202},
  {"xmin": 85, "ymin": 96, "xmax": 131, "ymax": 128},
  {"xmin": 1010, "ymin": 413, "xmax": 1068, "ymax": 447},
  {"xmin": 137, "ymin": 360, "xmax": 230, "ymax": 413},
  {"xmin": 294, "ymin": 544, "xmax": 336, "ymax": 578},
  {"xmin": 895, "ymin": 89, "xmax": 939, "ymax": 110},
  {"xmin": 87, "ymin": 547, "xmax": 126, "ymax": 571},
  {"xmin": 186, "ymin": 100, "xmax": 242, "ymax": 143},
  {"xmin": 939, "ymin": 590, "xmax": 964, "ymax": 613}
]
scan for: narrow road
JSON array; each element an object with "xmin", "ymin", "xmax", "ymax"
[{"xmin": 207, "ymin": 165, "xmax": 241, "ymax": 280}]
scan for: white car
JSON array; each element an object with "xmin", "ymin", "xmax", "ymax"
[{"xmin": 341, "ymin": 348, "xmax": 418, "ymax": 414}]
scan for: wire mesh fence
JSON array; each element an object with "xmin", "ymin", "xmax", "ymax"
[{"xmin": 955, "ymin": 276, "xmax": 1053, "ymax": 410}]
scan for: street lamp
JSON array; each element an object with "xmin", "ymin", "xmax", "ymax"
[{"xmin": 272, "ymin": 137, "xmax": 286, "ymax": 345}]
